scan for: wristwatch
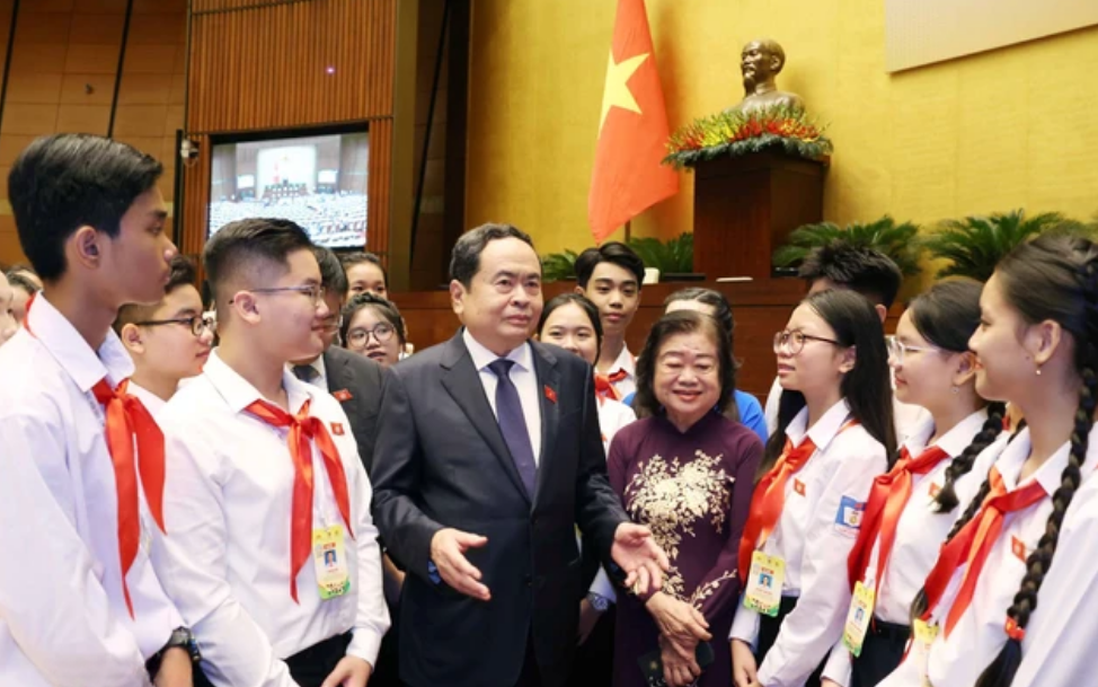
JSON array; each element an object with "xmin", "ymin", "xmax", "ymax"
[
  {"xmin": 163, "ymin": 626, "xmax": 201, "ymax": 664},
  {"xmin": 587, "ymin": 592, "xmax": 612, "ymax": 613}
]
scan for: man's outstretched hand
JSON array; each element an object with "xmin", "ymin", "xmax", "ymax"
[{"xmin": 610, "ymin": 522, "xmax": 670, "ymax": 596}]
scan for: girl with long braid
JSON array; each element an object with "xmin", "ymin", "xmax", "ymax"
[
  {"xmin": 820, "ymin": 280, "xmax": 1006, "ymax": 687},
  {"xmin": 878, "ymin": 233, "xmax": 1098, "ymax": 687}
]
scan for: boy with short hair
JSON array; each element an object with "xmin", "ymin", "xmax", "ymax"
[
  {"xmin": 151, "ymin": 218, "xmax": 389, "ymax": 687},
  {"xmin": 0, "ymin": 133, "xmax": 197, "ymax": 686},
  {"xmin": 574, "ymin": 241, "xmax": 646, "ymax": 399},
  {"xmin": 113, "ymin": 255, "xmax": 215, "ymax": 416}
]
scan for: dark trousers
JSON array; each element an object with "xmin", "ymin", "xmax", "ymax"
[
  {"xmin": 515, "ymin": 633, "xmax": 543, "ymax": 687},
  {"xmin": 851, "ymin": 618, "xmax": 910, "ymax": 687},
  {"xmin": 285, "ymin": 632, "xmax": 353, "ymax": 687},
  {"xmin": 756, "ymin": 596, "xmax": 824, "ymax": 687},
  {"xmin": 567, "ymin": 609, "xmax": 615, "ymax": 687}
]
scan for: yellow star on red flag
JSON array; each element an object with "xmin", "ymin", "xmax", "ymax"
[{"xmin": 599, "ymin": 50, "xmax": 650, "ymax": 133}]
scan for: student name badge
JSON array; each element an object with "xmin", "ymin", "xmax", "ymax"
[
  {"xmin": 743, "ymin": 551, "xmax": 785, "ymax": 617},
  {"xmin": 312, "ymin": 524, "xmax": 351, "ymax": 600},
  {"xmin": 842, "ymin": 581, "xmax": 875, "ymax": 657},
  {"xmin": 912, "ymin": 618, "xmax": 939, "ymax": 687}
]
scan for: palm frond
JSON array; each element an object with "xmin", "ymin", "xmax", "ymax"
[
  {"xmin": 921, "ymin": 209, "xmax": 1065, "ymax": 281},
  {"xmin": 772, "ymin": 216, "xmax": 922, "ymax": 276},
  {"xmin": 541, "ymin": 249, "xmax": 578, "ymax": 283}
]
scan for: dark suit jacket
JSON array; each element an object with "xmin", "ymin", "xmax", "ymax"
[
  {"xmin": 371, "ymin": 332, "xmax": 628, "ymax": 687},
  {"xmin": 323, "ymin": 346, "xmax": 385, "ymax": 473}
]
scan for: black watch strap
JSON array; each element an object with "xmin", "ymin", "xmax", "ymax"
[{"xmin": 165, "ymin": 626, "xmax": 201, "ymax": 664}]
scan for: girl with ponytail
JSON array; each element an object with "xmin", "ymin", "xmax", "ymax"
[
  {"xmin": 820, "ymin": 280, "xmax": 1005, "ymax": 687},
  {"xmin": 878, "ymin": 233, "xmax": 1098, "ymax": 687}
]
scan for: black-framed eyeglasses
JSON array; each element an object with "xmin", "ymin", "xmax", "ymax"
[
  {"xmin": 773, "ymin": 329, "xmax": 841, "ymax": 355},
  {"xmin": 346, "ymin": 323, "xmax": 396, "ymax": 348},
  {"xmin": 135, "ymin": 314, "xmax": 216, "ymax": 337},
  {"xmin": 231, "ymin": 284, "xmax": 326, "ymax": 306},
  {"xmin": 886, "ymin": 335, "xmax": 940, "ymax": 364}
]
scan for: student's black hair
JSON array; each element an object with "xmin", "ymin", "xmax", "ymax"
[
  {"xmin": 765, "ymin": 289, "xmax": 896, "ymax": 473},
  {"xmin": 203, "ymin": 217, "xmax": 314, "ymax": 306},
  {"xmin": 8, "ymin": 134, "xmax": 163, "ymax": 282},
  {"xmin": 449, "ymin": 223, "xmax": 536, "ymax": 288},
  {"xmin": 798, "ymin": 241, "xmax": 903, "ymax": 308},
  {"xmin": 574, "ymin": 241, "xmax": 646, "ymax": 289},
  {"xmin": 901, "ymin": 279, "xmax": 1007, "ymax": 512},
  {"xmin": 315, "ymin": 247, "xmax": 348, "ymax": 297},
  {"xmin": 340, "ymin": 251, "xmax": 388, "ymax": 288},
  {"xmin": 113, "ymin": 255, "xmax": 199, "ymax": 333},
  {"xmin": 664, "ymin": 287, "xmax": 742, "ymax": 421},
  {"xmin": 340, "ymin": 292, "xmax": 406, "ymax": 348},
  {"xmin": 537, "ymin": 293, "xmax": 604, "ymax": 355},
  {"xmin": 633, "ymin": 310, "xmax": 736, "ymax": 420},
  {"xmin": 910, "ymin": 234, "xmax": 1098, "ymax": 687}
]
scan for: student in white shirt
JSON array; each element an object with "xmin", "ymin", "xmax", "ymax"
[
  {"xmin": 0, "ymin": 133, "xmax": 197, "ymax": 686},
  {"xmin": 764, "ymin": 243, "xmax": 929, "ymax": 440},
  {"xmin": 879, "ymin": 233, "xmax": 1098, "ymax": 687},
  {"xmin": 820, "ymin": 280, "xmax": 1006, "ymax": 687},
  {"xmin": 537, "ymin": 292, "xmax": 636, "ymax": 678},
  {"xmin": 112, "ymin": 255, "xmax": 214, "ymax": 417},
  {"xmin": 731, "ymin": 289, "xmax": 894, "ymax": 687},
  {"xmin": 150, "ymin": 218, "xmax": 389, "ymax": 687},
  {"xmin": 574, "ymin": 241, "xmax": 646, "ymax": 400}
]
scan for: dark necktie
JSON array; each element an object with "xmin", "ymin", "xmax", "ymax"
[
  {"xmin": 487, "ymin": 358, "xmax": 537, "ymax": 497},
  {"xmin": 293, "ymin": 364, "xmax": 320, "ymax": 386}
]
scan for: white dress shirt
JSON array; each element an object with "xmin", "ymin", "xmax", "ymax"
[
  {"xmin": 821, "ymin": 409, "xmax": 1003, "ymax": 687},
  {"xmin": 0, "ymin": 295, "xmax": 182, "ymax": 687},
  {"xmin": 764, "ymin": 374, "xmax": 930, "ymax": 442},
  {"xmin": 128, "ymin": 381, "xmax": 168, "ymax": 419},
  {"xmin": 730, "ymin": 399, "xmax": 888, "ymax": 687},
  {"xmin": 151, "ymin": 349, "xmax": 389, "ymax": 687},
  {"xmin": 288, "ymin": 354, "xmax": 329, "ymax": 390},
  {"xmin": 604, "ymin": 344, "xmax": 636, "ymax": 399},
  {"xmin": 1012, "ymin": 438, "xmax": 1098, "ymax": 687},
  {"xmin": 463, "ymin": 329, "xmax": 543, "ymax": 465},
  {"xmin": 587, "ymin": 397, "xmax": 637, "ymax": 601},
  {"xmin": 878, "ymin": 425, "xmax": 1098, "ymax": 687}
]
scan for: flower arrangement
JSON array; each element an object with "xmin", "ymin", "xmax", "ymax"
[{"xmin": 663, "ymin": 105, "xmax": 832, "ymax": 169}]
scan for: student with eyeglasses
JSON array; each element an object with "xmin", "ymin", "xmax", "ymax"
[
  {"xmin": 819, "ymin": 280, "xmax": 1005, "ymax": 687},
  {"xmin": 112, "ymin": 255, "xmax": 215, "ymax": 417},
  {"xmin": 731, "ymin": 289, "xmax": 894, "ymax": 687},
  {"xmin": 340, "ymin": 292, "xmax": 407, "ymax": 368}
]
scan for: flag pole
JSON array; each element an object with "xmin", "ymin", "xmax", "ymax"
[{"xmin": 624, "ymin": 219, "xmax": 632, "ymax": 243}]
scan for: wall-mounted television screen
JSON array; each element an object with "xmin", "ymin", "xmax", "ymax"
[{"xmin": 207, "ymin": 129, "xmax": 368, "ymax": 249}]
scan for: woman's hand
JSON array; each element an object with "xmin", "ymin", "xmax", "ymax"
[
  {"xmin": 659, "ymin": 634, "xmax": 702, "ymax": 687},
  {"xmin": 731, "ymin": 638, "xmax": 759, "ymax": 687},
  {"xmin": 645, "ymin": 592, "xmax": 711, "ymax": 662}
]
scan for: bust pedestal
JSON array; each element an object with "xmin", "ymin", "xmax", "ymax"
[{"xmin": 692, "ymin": 150, "xmax": 826, "ymax": 280}]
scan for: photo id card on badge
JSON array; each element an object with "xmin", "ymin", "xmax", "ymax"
[
  {"xmin": 912, "ymin": 619, "xmax": 939, "ymax": 687},
  {"xmin": 743, "ymin": 551, "xmax": 785, "ymax": 617},
  {"xmin": 842, "ymin": 581, "xmax": 875, "ymax": 657},
  {"xmin": 313, "ymin": 524, "xmax": 351, "ymax": 600}
]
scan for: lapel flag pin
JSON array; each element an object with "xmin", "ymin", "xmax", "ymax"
[
  {"xmin": 330, "ymin": 422, "xmax": 345, "ymax": 436},
  {"xmin": 793, "ymin": 479, "xmax": 806, "ymax": 496},
  {"xmin": 544, "ymin": 385, "xmax": 557, "ymax": 404},
  {"xmin": 1011, "ymin": 535, "xmax": 1027, "ymax": 562},
  {"xmin": 333, "ymin": 389, "xmax": 353, "ymax": 402}
]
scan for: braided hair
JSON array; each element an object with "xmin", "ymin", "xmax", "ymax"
[{"xmin": 911, "ymin": 234, "xmax": 1098, "ymax": 684}]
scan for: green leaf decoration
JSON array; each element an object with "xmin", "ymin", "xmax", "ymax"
[
  {"xmin": 772, "ymin": 215, "xmax": 922, "ymax": 277},
  {"xmin": 920, "ymin": 210, "xmax": 1071, "ymax": 282}
]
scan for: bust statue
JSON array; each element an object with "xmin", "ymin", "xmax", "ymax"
[{"xmin": 727, "ymin": 39, "xmax": 804, "ymax": 114}]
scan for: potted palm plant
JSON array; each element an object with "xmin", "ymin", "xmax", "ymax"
[
  {"xmin": 772, "ymin": 215, "xmax": 923, "ymax": 277},
  {"xmin": 540, "ymin": 233, "xmax": 697, "ymax": 283},
  {"xmin": 920, "ymin": 210, "xmax": 1073, "ymax": 282}
]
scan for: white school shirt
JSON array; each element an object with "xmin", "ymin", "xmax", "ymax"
[
  {"xmin": 764, "ymin": 374, "xmax": 930, "ymax": 442},
  {"xmin": 821, "ymin": 409, "xmax": 1002, "ymax": 687},
  {"xmin": 1012, "ymin": 447, "xmax": 1098, "ymax": 687},
  {"xmin": 128, "ymin": 380, "xmax": 168, "ymax": 419},
  {"xmin": 150, "ymin": 349, "xmax": 390, "ymax": 687},
  {"xmin": 0, "ymin": 295, "xmax": 182, "ymax": 687},
  {"xmin": 730, "ymin": 399, "xmax": 888, "ymax": 687},
  {"xmin": 877, "ymin": 425, "xmax": 1098, "ymax": 687},
  {"xmin": 463, "ymin": 329, "xmax": 543, "ymax": 465},
  {"xmin": 587, "ymin": 397, "xmax": 638, "ymax": 601},
  {"xmin": 604, "ymin": 344, "xmax": 637, "ymax": 399}
]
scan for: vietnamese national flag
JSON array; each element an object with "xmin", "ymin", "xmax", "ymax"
[{"xmin": 588, "ymin": 0, "xmax": 679, "ymax": 244}]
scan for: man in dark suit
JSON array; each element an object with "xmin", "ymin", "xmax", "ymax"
[
  {"xmin": 289, "ymin": 246, "xmax": 384, "ymax": 471},
  {"xmin": 371, "ymin": 223, "xmax": 668, "ymax": 687}
]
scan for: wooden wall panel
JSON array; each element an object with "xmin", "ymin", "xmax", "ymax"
[{"xmin": 181, "ymin": 0, "xmax": 396, "ymax": 263}]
